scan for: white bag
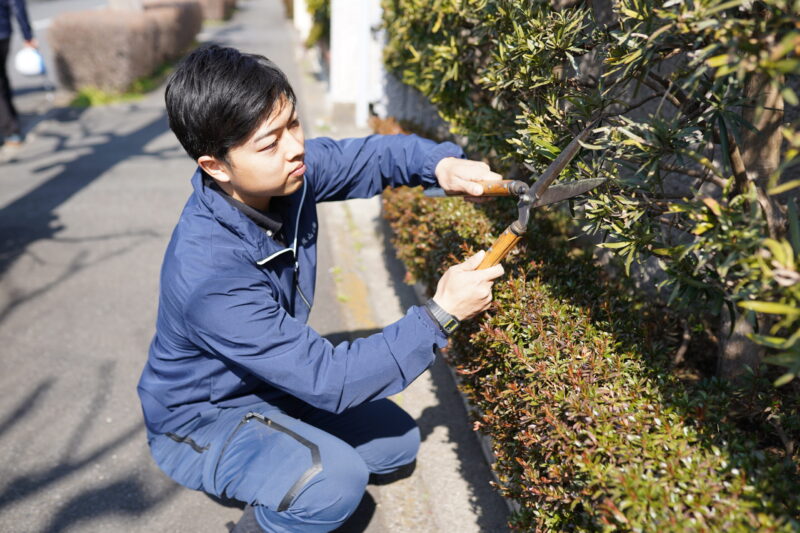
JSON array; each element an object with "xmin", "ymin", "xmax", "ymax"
[{"xmin": 14, "ymin": 47, "xmax": 45, "ymax": 77}]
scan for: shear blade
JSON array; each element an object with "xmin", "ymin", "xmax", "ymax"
[{"xmin": 532, "ymin": 178, "xmax": 606, "ymax": 208}]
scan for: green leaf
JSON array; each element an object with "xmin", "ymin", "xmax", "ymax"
[
  {"xmin": 788, "ymin": 199, "xmax": 800, "ymax": 256},
  {"xmin": 762, "ymin": 239, "xmax": 788, "ymax": 265},
  {"xmin": 750, "ymin": 333, "xmax": 797, "ymax": 349},
  {"xmin": 774, "ymin": 372, "xmax": 795, "ymax": 387},
  {"xmin": 768, "ymin": 179, "xmax": 800, "ymax": 195},
  {"xmin": 705, "ymin": 0, "xmax": 745, "ymax": 15},
  {"xmin": 764, "ymin": 351, "xmax": 800, "ymax": 367},
  {"xmin": 598, "ymin": 241, "xmax": 632, "ymax": 249},
  {"xmin": 737, "ymin": 301, "xmax": 800, "ymax": 316},
  {"xmin": 706, "ymin": 54, "xmax": 731, "ymax": 68},
  {"xmin": 782, "ymin": 87, "xmax": 799, "ymax": 107}
]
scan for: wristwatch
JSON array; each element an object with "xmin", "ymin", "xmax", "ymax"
[{"xmin": 424, "ymin": 299, "xmax": 460, "ymax": 336}]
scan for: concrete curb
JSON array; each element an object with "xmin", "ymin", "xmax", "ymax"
[{"xmin": 409, "ymin": 281, "xmax": 521, "ymax": 517}]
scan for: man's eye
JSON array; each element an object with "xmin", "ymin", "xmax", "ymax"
[
  {"xmin": 290, "ymin": 119, "xmax": 300, "ymax": 128},
  {"xmin": 262, "ymin": 141, "xmax": 278, "ymax": 151}
]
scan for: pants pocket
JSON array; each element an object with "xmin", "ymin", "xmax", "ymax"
[{"xmin": 212, "ymin": 411, "xmax": 323, "ymax": 512}]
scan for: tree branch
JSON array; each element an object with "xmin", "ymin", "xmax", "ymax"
[
  {"xmin": 725, "ymin": 132, "xmax": 752, "ymax": 198},
  {"xmin": 605, "ymin": 93, "xmax": 664, "ymax": 117},
  {"xmin": 637, "ymin": 75, "xmax": 683, "ymax": 110},
  {"xmin": 660, "ymin": 164, "xmax": 727, "ymax": 189},
  {"xmin": 673, "ymin": 320, "xmax": 691, "ymax": 366}
]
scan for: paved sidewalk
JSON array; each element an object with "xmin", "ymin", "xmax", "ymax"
[{"xmin": 0, "ymin": 1, "xmax": 509, "ymax": 531}]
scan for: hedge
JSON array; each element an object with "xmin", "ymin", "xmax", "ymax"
[
  {"xmin": 383, "ymin": 182, "xmax": 800, "ymax": 531},
  {"xmin": 381, "ymin": 0, "xmax": 800, "ymax": 380},
  {"xmin": 50, "ymin": 1, "xmax": 202, "ymax": 93}
]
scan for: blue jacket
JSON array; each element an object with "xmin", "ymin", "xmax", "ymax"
[
  {"xmin": 138, "ymin": 134, "xmax": 464, "ymax": 434},
  {"xmin": 0, "ymin": 0, "xmax": 33, "ymax": 41}
]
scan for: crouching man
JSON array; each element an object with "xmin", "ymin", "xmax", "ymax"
[{"xmin": 137, "ymin": 44, "xmax": 504, "ymax": 532}]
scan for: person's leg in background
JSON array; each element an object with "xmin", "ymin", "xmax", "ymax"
[{"xmin": 0, "ymin": 38, "xmax": 22, "ymax": 143}]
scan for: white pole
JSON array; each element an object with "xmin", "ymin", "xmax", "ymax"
[
  {"xmin": 293, "ymin": 0, "xmax": 311, "ymax": 41},
  {"xmin": 354, "ymin": 0, "xmax": 369, "ymax": 127}
]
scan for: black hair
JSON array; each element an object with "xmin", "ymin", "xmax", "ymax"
[{"xmin": 165, "ymin": 44, "xmax": 297, "ymax": 162}]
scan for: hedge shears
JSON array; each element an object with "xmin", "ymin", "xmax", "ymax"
[{"xmin": 424, "ymin": 124, "xmax": 605, "ymax": 269}]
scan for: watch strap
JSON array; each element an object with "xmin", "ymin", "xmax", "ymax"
[{"xmin": 425, "ymin": 299, "xmax": 459, "ymax": 336}]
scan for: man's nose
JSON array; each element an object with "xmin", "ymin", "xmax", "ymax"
[{"xmin": 286, "ymin": 128, "xmax": 305, "ymax": 159}]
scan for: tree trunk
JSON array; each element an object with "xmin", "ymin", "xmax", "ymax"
[
  {"xmin": 717, "ymin": 307, "xmax": 763, "ymax": 379},
  {"xmin": 742, "ymin": 72, "xmax": 786, "ymax": 239},
  {"xmin": 716, "ymin": 72, "xmax": 785, "ymax": 379}
]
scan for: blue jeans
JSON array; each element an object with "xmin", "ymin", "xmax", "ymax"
[{"xmin": 147, "ymin": 398, "xmax": 420, "ymax": 532}]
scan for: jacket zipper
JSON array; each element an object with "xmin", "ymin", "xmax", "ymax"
[
  {"xmin": 256, "ymin": 182, "xmax": 312, "ymax": 310},
  {"xmin": 295, "ymin": 262, "xmax": 311, "ymax": 310}
]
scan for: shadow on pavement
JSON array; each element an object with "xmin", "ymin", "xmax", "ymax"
[
  {"xmin": 0, "ymin": 378, "xmax": 54, "ymax": 438},
  {"xmin": 332, "ymin": 490, "xmax": 377, "ymax": 533},
  {"xmin": 378, "ymin": 215, "xmax": 511, "ymax": 532},
  {"xmin": 0, "ymin": 363, "xmax": 147, "ymax": 514},
  {"xmin": 0, "ymin": 107, "xmax": 172, "ymax": 279},
  {"xmin": 40, "ymin": 475, "xmax": 180, "ymax": 533},
  {"xmin": 0, "ymin": 230, "xmax": 159, "ymax": 327}
]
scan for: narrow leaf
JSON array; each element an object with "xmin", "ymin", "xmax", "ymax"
[{"xmin": 737, "ymin": 301, "xmax": 800, "ymax": 316}]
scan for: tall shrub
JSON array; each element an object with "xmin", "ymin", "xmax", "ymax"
[{"xmin": 382, "ymin": 0, "xmax": 799, "ymax": 380}]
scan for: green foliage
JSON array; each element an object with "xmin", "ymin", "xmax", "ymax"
[
  {"xmin": 305, "ymin": 0, "xmax": 330, "ymax": 48},
  {"xmin": 382, "ymin": 0, "xmax": 799, "ymax": 375},
  {"xmin": 383, "ymin": 185, "xmax": 800, "ymax": 531},
  {"xmin": 740, "ymin": 199, "xmax": 800, "ymax": 386}
]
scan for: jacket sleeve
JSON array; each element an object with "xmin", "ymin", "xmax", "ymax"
[
  {"xmin": 12, "ymin": 0, "xmax": 33, "ymax": 41},
  {"xmin": 183, "ymin": 276, "xmax": 448, "ymax": 413},
  {"xmin": 304, "ymin": 134, "xmax": 465, "ymax": 203}
]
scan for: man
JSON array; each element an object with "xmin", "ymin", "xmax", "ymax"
[
  {"xmin": 0, "ymin": 0, "xmax": 35, "ymax": 146},
  {"xmin": 138, "ymin": 44, "xmax": 504, "ymax": 533}
]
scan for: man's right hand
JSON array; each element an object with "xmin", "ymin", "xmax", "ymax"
[{"xmin": 432, "ymin": 250, "xmax": 505, "ymax": 321}]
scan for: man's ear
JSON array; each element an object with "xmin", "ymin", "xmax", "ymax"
[{"xmin": 198, "ymin": 155, "xmax": 232, "ymax": 184}]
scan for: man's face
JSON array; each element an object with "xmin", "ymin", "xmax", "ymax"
[{"xmin": 202, "ymin": 95, "xmax": 306, "ymax": 211}]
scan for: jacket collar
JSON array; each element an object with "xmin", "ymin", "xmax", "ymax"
[{"xmin": 191, "ymin": 168, "xmax": 306, "ymax": 265}]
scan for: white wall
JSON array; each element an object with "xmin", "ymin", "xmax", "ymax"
[{"xmin": 330, "ymin": 0, "xmax": 383, "ymax": 126}]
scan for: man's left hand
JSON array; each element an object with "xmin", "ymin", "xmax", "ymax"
[{"xmin": 434, "ymin": 157, "xmax": 502, "ymax": 202}]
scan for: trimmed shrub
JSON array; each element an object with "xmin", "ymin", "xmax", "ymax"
[
  {"xmin": 50, "ymin": 11, "xmax": 159, "ymax": 92},
  {"xmin": 382, "ymin": 182, "xmax": 800, "ymax": 531},
  {"xmin": 145, "ymin": 0, "xmax": 203, "ymax": 63},
  {"xmin": 196, "ymin": 0, "xmax": 235, "ymax": 21},
  {"xmin": 49, "ymin": 3, "xmax": 201, "ymax": 92}
]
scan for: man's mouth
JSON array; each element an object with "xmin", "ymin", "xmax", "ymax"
[{"xmin": 289, "ymin": 163, "xmax": 306, "ymax": 178}]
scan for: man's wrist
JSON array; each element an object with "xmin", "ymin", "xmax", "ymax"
[{"xmin": 424, "ymin": 299, "xmax": 460, "ymax": 336}]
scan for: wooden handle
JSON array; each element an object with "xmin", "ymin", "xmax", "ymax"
[
  {"xmin": 478, "ymin": 180, "xmax": 517, "ymax": 196},
  {"xmin": 478, "ymin": 227, "xmax": 523, "ymax": 269},
  {"xmin": 444, "ymin": 180, "xmax": 521, "ymax": 197}
]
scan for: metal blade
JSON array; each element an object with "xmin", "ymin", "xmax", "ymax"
[
  {"xmin": 532, "ymin": 178, "xmax": 606, "ymax": 208},
  {"xmin": 528, "ymin": 122, "xmax": 596, "ymax": 201},
  {"xmin": 423, "ymin": 188, "xmax": 447, "ymax": 197}
]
